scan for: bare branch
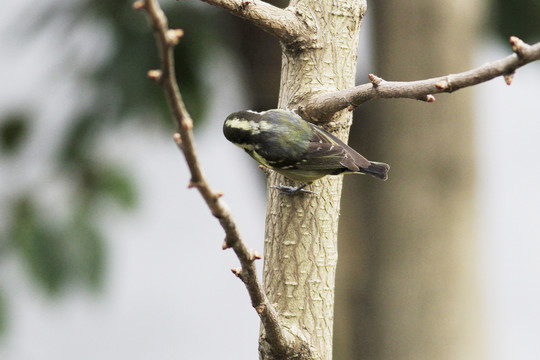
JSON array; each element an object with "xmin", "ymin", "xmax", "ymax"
[
  {"xmin": 300, "ymin": 37, "xmax": 540, "ymax": 123},
  {"xmin": 135, "ymin": 0, "xmax": 295, "ymax": 356},
  {"xmin": 199, "ymin": 0, "xmax": 312, "ymax": 47}
]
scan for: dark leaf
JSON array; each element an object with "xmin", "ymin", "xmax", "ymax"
[
  {"xmin": 67, "ymin": 217, "xmax": 106, "ymax": 291},
  {"xmin": 59, "ymin": 113, "xmax": 99, "ymax": 165},
  {"xmin": 11, "ymin": 199, "xmax": 70, "ymax": 294},
  {"xmin": 0, "ymin": 114, "xmax": 29, "ymax": 154},
  {"xmin": 93, "ymin": 167, "xmax": 137, "ymax": 209}
]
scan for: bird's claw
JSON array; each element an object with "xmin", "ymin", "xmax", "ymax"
[{"xmin": 273, "ymin": 183, "xmax": 316, "ymax": 195}]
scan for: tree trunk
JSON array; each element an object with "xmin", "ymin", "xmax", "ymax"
[
  {"xmin": 336, "ymin": 1, "xmax": 487, "ymax": 359},
  {"xmin": 259, "ymin": 1, "xmax": 367, "ymax": 359}
]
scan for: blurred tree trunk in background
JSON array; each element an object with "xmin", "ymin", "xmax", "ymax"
[
  {"xmin": 232, "ymin": 0, "xmax": 287, "ymax": 112},
  {"xmin": 336, "ymin": 1, "xmax": 487, "ymax": 359}
]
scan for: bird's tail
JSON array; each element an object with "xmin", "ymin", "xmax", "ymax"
[{"xmin": 363, "ymin": 161, "xmax": 390, "ymax": 181}]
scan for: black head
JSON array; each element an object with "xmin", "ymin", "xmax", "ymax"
[{"xmin": 223, "ymin": 111, "xmax": 263, "ymax": 145}]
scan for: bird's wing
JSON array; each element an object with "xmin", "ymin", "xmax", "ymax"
[
  {"xmin": 298, "ymin": 124, "xmax": 371, "ymax": 172},
  {"xmin": 292, "ymin": 141, "xmax": 355, "ymax": 172}
]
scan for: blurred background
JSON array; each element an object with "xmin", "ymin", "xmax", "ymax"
[{"xmin": 0, "ymin": 0, "xmax": 538, "ymax": 359}]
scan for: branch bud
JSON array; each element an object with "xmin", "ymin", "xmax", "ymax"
[
  {"xmin": 132, "ymin": 1, "xmax": 145, "ymax": 10},
  {"xmin": 167, "ymin": 29, "xmax": 184, "ymax": 46},
  {"xmin": 435, "ymin": 80, "xmax": 448, "ymax": 90},
  {"xmin": 240, "ymin": 0, "xmax": 253, "ymax": 10},
  {"xmin": 231, "ymin": 267, "xmax": 243, "ymax": 277},
  {"xmin": 258, "ymin": 165, "xmax": 272, "ymax": 177},
  {"xmin": 215, "ymin": 191, "xmax": 224, "ymax": 199},
  {"xmin": 368, "ymin": 73, "xmax": 383, "ymax": 86},
  {"xmin": 503, "ymin": 72, "xmax": 515, "ymax": 85},
  {"xmin": 419, "ymin": 94, "xmax": 436, "ymax": 102},
  {"xmin": 147, "ymin": 69, "xmax": 162, "ymax": 82},
  {"xmin": 222, "ymin": 239, "xmax": 230, "ymax": 250},
  {"xmin": 173, "ymin": 133, "xmax": 182, "ymax": 145},
  {"xmin": 182, "ymin": 117, "xmax": 193, "ymax": 130},
  {"xmin": 509, "ymin": 36, "xmax": 526, "ymax": 59}
]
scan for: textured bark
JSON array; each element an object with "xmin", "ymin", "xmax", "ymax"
[
  {"xmin": 259, "ymin": 1, "xmax": 367, "ymax": 359},
  {"xmin": 336, "ymin": 1, "xmax": 487, "ymax": 359}
]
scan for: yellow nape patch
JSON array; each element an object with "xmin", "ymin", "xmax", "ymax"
[{"xmin": 258, "ymin": 121, "xmax": 273, "ymax": 132}]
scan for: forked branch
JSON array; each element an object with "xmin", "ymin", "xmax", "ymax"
[
  {"xmin": 134, "ymin": 0, "xmax": 295, "ymax": 356},
  {"xmin": 200, "ymin": 0, "xmax": 312, "ymax": 47},
  {"xmin": 299, "ymin": 37, "xmax": 540, "ymax": 123}
]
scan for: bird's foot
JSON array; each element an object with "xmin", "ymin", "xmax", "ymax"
[{"xmin": 273, "ymin": 183, "xmax": 316, "ymax": 195}]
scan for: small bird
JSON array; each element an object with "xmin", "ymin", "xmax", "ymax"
[{"xmin": 223, "ymin": 109, "xmax": 389, "ymax": 194}]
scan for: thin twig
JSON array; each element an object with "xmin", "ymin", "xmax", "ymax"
[
  {"xmin": 299, "ymin": 37, "xmax": 540, "ymax": 123},
  {"xmin": 135, "ymin": 0, "xmax": 294, "ymax": 356}
]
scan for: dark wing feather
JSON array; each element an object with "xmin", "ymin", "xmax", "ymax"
[
  {"xmin": 302, "ymin": 123, "xmax": 372, "ymax": 172},
  {"xmin": 293, "ymin": 142, "xmax": 353, "ymax": 170}
]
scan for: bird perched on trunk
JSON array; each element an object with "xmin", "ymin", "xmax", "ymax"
[{"xmin": 223, "ymin": 109, "xmax": 389, "ymax": 194}]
